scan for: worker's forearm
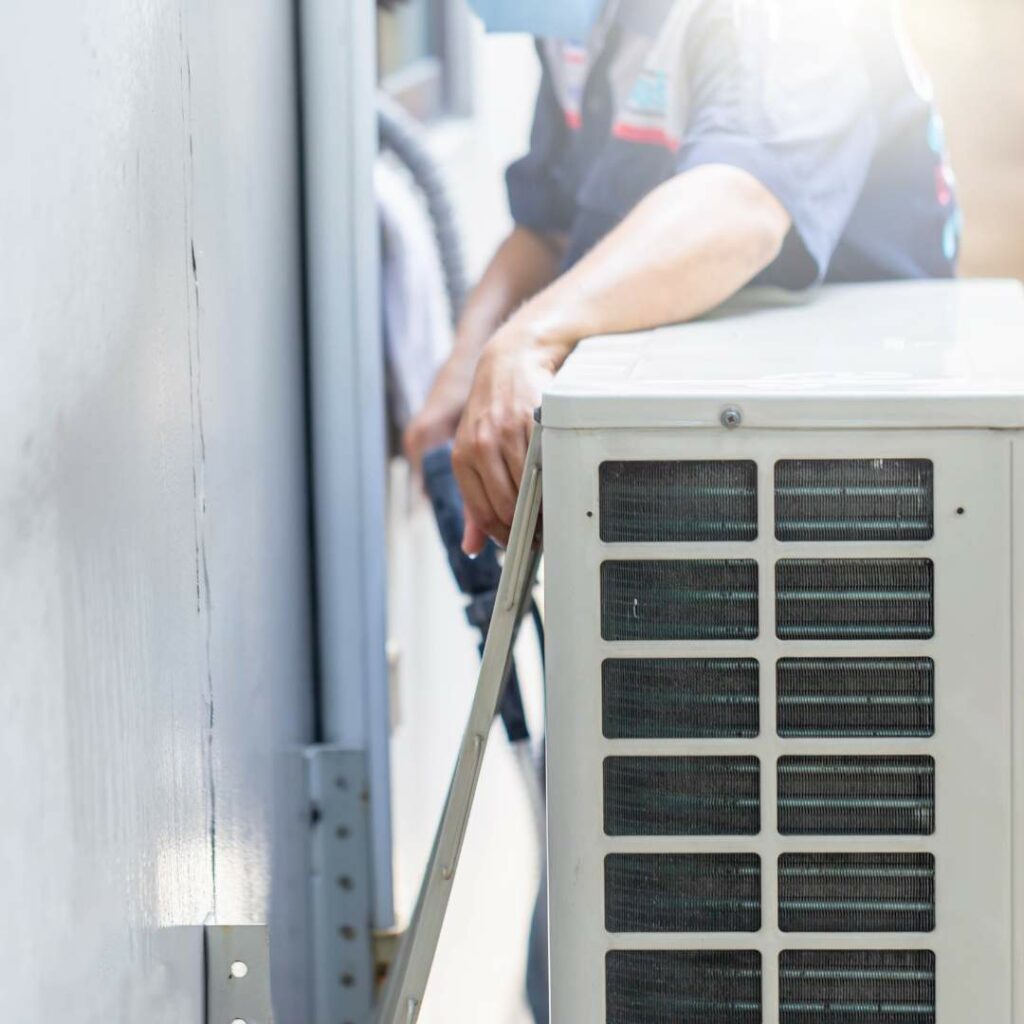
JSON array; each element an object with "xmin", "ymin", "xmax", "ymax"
[
  {"xmin": 453, "ymin": 225, "xmax": 565, "ymax": 359},
  {"xmin": 510, "ymin": 164, "xmax": 792, "ymax": 368},
  {"xmin": 452, "ymin": 165, "xmax": 791, "ymax": 551}
]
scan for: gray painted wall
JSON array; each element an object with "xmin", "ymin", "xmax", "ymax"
[{"xmin": 0, "ymin": 2, "xmax": 315, "ymax": 1020}]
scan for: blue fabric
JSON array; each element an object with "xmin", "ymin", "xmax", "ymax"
[
  {"xmin": 525, "ymin": 749, "xmax": 548, "ymax": 1024},
  {"xmin": 467, "ymin": 0, "xmax": 605, "ymax": 40},
  {"xmin": 526, "ymin": 850, "xmax": 549, "ymax": 1024},
  {"xmin": 506, "ymin": 0, "xmax": 959, "ymax": 288}
]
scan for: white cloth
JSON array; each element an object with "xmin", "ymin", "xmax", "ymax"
[{"xmin": 377, "ymin": 158, "xmax": 453, "ymax": 431}]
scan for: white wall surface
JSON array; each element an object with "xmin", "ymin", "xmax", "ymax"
[
  {"xmin": 0, "ymin": 2, "xmax": 314, "ymax": 1021},
  {"xmin": 386, "ymin": 28, "xmax": 544, "ymax": 1024}
]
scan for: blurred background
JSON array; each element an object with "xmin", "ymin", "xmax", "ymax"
[{"xmin": 904, "ymin": 0, "xmax": 1024, "ymax": 277}]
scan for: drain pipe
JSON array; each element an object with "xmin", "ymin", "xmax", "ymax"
[{"xmin": 298, "ymin": 0, "xmax": 394, "ymax": 949}]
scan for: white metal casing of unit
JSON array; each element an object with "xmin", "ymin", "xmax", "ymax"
[{"xmin": 541, "ymin": 280, "xmax": 1024, "ymax": 1024}]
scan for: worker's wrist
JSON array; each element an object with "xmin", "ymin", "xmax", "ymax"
[
  {"xmin": 502, "ymin": 305, "xmax": 580, "ymax": 372},
  {"xmin": 452, "ymin": 302, "xmax": 514, "ymax": 361}
]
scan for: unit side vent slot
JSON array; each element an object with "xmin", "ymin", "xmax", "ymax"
[
  {"xmin": 777, "ymin": 756, "xmax": 935, "ymax": 835},
  {"xmin": 603, "ymin": 658, "xmax": 759, "ymax": 739},
  {"xmin": 775, "ymin": 559, "xmax": 934, "ymax": 640},
  {"xmin": 775, "ymin": 459, "xmax": 934, "ymax": 541},
  {"xmin": 779, "ymin": 949, "xmax": 935, "ymax": 1024},
  {"xmin": 605, "ymin": 853, "xmax": 761, "ymax": 933},
  {"xmin": 606, "ymin": 949, "xmax": 761, "ymax": 1024},
  {"xmin": 600, "ymin": 460, "xmax": 758, "ymax": 542},
  {"xmin": 604, "ymin": 756, "xmax": 760, "ymax": 836},
  {"xmin": 602, "ymin": 560, "xmax": 759, "ymax": 641},
  {"xmin": 777, "ymin": 658, "xmax": 935, "ymax": 738},
  {"xmin": 778, "ymin": 852, "xmax": 935, "ymax": 932}
]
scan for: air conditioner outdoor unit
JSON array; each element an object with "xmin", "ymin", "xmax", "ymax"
[{"xmin": 542, "ymin": 279, "xmax": 1024, "ymax": 1024}]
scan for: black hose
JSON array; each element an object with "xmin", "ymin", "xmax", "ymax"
[{"xmin": 377, "ymin": 93, "xmax": 469, "ymax": 321}]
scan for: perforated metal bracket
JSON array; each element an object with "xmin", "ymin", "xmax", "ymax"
[
  {"xmin": 306, "ymin": 746, "xmax": 376, "ymax": 1024},
  {"xmin": 205, "ymin": 925, "xmax": 274, "ymax": 1024}
]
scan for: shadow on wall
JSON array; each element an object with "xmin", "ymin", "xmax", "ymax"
[{"xmin": 906, "ymin": 0, "xmax": 1024, "ymax": 280}]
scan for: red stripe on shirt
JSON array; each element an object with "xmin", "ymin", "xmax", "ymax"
[{"xmin": 612, "ymin": 121, "xmax": 679, "ymax": 151}]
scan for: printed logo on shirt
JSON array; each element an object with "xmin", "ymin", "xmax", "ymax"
[
  {"xmin": 608, "ymin": 3, "xmax": 697, "ymax": 152},
  {"xmin": 927, "ymin": 113, "xmax": 960, "ymax": 262},
  {"xmin": 613, "ymin": 69, "xmax": 678, "ymax": 149}
]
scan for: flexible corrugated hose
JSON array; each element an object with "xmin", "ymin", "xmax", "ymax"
[{"xmin": 377, "ymin": 93, "xmax": 468, "ymax": 321}]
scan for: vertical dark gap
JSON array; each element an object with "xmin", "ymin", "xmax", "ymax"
[{"xmin": 291, "ymin": 0, "xmax": 324, "ymax": 743}]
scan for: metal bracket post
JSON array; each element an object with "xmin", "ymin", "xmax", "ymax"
[
  {"xmin": 205, "ymin": 925, "xmax": 274, "ymax": 1024},
  {"xmin": 307, "ymin": 746, "xmax": 376, "ymax": 1024},
  {"xmin": 298, "ymin": 0, "xmax": 395, "ymax": 938}
]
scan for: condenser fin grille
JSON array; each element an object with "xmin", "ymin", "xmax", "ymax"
[
  {"xmin": 775, "ymin": 559, "xmax": 934, "ymax": 640},
  {"xmin": 604, "ymin": 756, "xmax": 760, "ymax": 836},
  {"xmin": 606, "ymin": 950, "xmax": 761, "ymax": 1024},
  {"xmin": 775, "ymin": 459, "xmax": 934, "ymax": 541},
  {"xmin": 605, "ymin": 853, "xmax": 761, "ymax": 933},
  {"xmin": 602, "ymin": 560, "xmax": 759, "ymax": 641},
  {"xmin": 777, "ymin": 658, "xmax": 935, "ymax": 738},
  {"xmin": 778, "ymin": 853, "xmax": 935, "ymax": 932},
  {"xmin": 777, "ymin": 756, "xmax": 935, "ymax": 835},
  {"xmin": 779, "ymin": 949, "xmax": 936, "ymax": 1024},
  {"xmin": 600, "ymin": 460, "xmax": 758, "ymax": 542},
  {"xmin": 603, "ymin": 658, "xmax": 759, "ymax": 739}
]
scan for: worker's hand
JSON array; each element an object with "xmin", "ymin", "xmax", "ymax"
[
  {"xmin": 452, "ymin": 325, "xmax": 558, "ymax": 553},
  {"xmin": 402, "ymin": 352, "xmax": 478, "ymax": 471}
]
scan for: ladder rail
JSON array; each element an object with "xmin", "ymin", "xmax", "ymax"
[{"xmin": 376, "ymin": 426, "xmax": 544, "ymax": 1024}]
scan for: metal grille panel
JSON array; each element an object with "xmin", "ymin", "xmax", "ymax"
[
  {"xmin": 605, "ymin": 853, "xmax": 761, "ymax": 933},
  {"xmin": 775, "ymin": 459, "xmax": 934, "ymax": 541},
  {"xmin": 600, "ymin": 460, "xmax": 758, "ymax": 542},
  {"xmin": 778, "ymin": 853, "xmax": 935, "ymax": 932},
  {"xmin": 606, "ymin": 950, "xmax": 762, "ymax": 1024},
  {"xmin": 602, "ymin": 560, "xmax": 759, "ymax": 641},
  {"xmin": 777, "ymin": 658, "xmax": 935, "ymax": 738},
  {"xmin": 779, "ymin": 949, "xmax": 936, "ymax": 1024},
  {"xmin": 603, "ymin": 658, "xmax": 759, "ymax": 739},
  {"xmin": 584, "ymin": 455, "xmax": 946, "ymax": 1021},
  {"xmin": 775, "ymin": 559, "xmax": 934, "ymax": 640},
  {"xmin": 777, "ymin": 756, "xmax": 935, "ymax": 835},
  {"xmin": 604, "ymin": 756, "xmax": 760, "ymax": 836}
]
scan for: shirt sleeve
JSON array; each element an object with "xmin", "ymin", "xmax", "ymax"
[
  {"xmin": 676, "ymin": 0, "xmax": 879, "ymax": 288},
  {"xmin": 506, "ymin": 44, "xmax": 577, "ymax": 235}
]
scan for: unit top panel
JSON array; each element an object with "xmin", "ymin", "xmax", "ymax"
[{"xmin": 543, "ymin": 280, "xmax": 1024, "ymax": 430}]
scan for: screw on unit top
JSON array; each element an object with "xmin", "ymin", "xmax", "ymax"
[{"xmin": 720, "ymin": 406, "xmax": 743, "ymax": 429}]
